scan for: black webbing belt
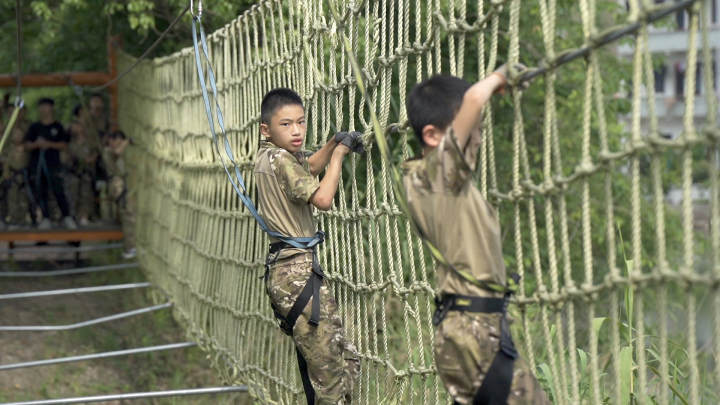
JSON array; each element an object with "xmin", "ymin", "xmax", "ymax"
[
  {"xmin": 433, "ymin": 275, "xmax": 520, "ymax": 405},
  {"xmin": 264, "ymin": 240, "xmax": 326, "ymax": 405}
]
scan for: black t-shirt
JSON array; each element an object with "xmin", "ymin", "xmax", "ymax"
[{"xmin": 24, "ymin": 121, "xmax": 70, "ymax": 168}]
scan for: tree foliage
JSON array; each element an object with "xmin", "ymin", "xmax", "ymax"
[{"xmin": 0, "ymin": 0, "xmax": 256, "ymax": 75}]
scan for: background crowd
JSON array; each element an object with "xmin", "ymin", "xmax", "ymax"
[{"xmin": 0, "ymin": 93, "xmax": 135, "ymax": 258}]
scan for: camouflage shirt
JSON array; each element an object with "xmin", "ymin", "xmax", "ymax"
[
  {"xmin": 255, "ymin": 140, "xmax": 320, "ymax": 255},
  {"xmin": 3, "ymin": 122, "xmax": 30, "ymax": 174},
  {"xmin": 102, "ymin": 147, "xmax": 125, "ymax": 178},
  {"xmin": 401, "ymin": 127, "xmax": 507, "ymax": 297},
  {"xmin": 68, "ymin": 139, "xmax": 97, "ymax": 173}
]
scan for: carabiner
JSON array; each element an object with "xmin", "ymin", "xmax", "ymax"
[{"xmin": 190, "ymin": 0, "xmax": 202, "ymax": 18}]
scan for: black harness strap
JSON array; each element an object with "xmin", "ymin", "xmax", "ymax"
[
  {"xmin": 296, "ymin": 347, "xmax": 316, "ymax": 405},
  {"xmin": 472, "ymin": 290, "xmax": 518, "ymax": 405},
  {"xmin": 433, "ymin": 275, "xmax": 520, "ymax": 405},
  {"xmin": 265, "ymin": 240, "xmax": 327, "ymax": 405}
]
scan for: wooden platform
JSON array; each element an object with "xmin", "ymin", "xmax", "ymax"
[
  {"xmin": 0, "ymin": 229, "xmax": 124, "ymax": 242},
  {"xmin": 0, "ymin": 228, "xmax": 124, "ymax": 264}
]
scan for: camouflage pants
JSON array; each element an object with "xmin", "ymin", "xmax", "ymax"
[
  {"xmin": 66, "ymin": 171, "xmax": 95, "ymax": 220},
  {"xmin": 120, "ymin": 190, "xmax": 135, "ymax": 251},
  {"xmin": 265, "ymin": 252, "xmax": 360, "ymax": 405},
  {"xmin": 110, "ymin": 177, "xmax": 135, "ymax": 251},
  {"xmin": 434, "ymin": 311, "xmax": 550, "ymax": 405}
]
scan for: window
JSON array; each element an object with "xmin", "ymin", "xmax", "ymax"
[
  {"xmin": 676, "ymin": 0, "xmax": 686, "ymax": 30},
  {"xmin": 675, "ymin": 63, "xmax": 685, "ymax": 96},
  {"xmin": 676, "ymin": 10, "xmax": 686, "ymax": 29},
  {"xmin": 654, "ymin": 65, "xmax": 667, "ymax": 93},
  {"xmin": 713, "ymin": 0, "xmax": 718, "ymax": 24},
  {"xmin": 695, "ymin": 63, "xmax": 702, "ymax": 95}
]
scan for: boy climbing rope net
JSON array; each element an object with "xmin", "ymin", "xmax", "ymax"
[
  {"xmin": 255, "ymin": 88, "xmax": 362, "ymax": 405},
  {"xmin": 402, "ymin": 66, "xmax": 550, "ymax": 404}
]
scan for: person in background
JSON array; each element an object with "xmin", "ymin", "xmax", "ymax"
[
  {"xmin": 23, "ymin": 98, "xmax": 76, "ymax": 230},
  {"xmin": 3, "ymin": 105, "xmax": 33, "ymax": 229},
  {"xmin": 103, "ymin": 130, "xmax": 135, "ymax": 259},
  {"xmin": 88, "ymin": 94, "xmax": 109, "ymax": 143},
  {"xmin": 66, "ymin": 104, "xmax": 99, "ymax": 227},
  {"xmin": 88, "ymin": 93, "xmax": 111, "ymax": 220}
]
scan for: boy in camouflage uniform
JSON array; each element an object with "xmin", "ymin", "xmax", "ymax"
[
  {"xmin": 402, "ymin": 70, "xmax": 549, "ymax": 404},
  {"xmin": 3, "ymin": 107, "xmax": 33, "ymax": 228},
  {"xmin": 255, "ymin": 88, "xmax": 362, "ymax": 404},
  {"xmin": 66, "ymin": 105, "xmax": 99, "ymax": 226},
  {"xmin": 102, "ymin": 130, "xmax": 135, "ymax": 259}
]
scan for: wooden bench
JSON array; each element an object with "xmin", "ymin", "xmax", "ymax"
[{"xmin": 0, "ymin": 229, "xmax": 124, "ymax": 263}]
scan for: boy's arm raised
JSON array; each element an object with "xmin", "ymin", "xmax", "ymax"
[
  {"xmin": 451, "ymin": 70, "xmax": 507, "ymax": 150},
  {"xmin": 308, "ymin": 138, "xmax": 339, "ymax": 176},
  {"xmin": 309, "ymin": 144, "xmax": 350, "ymax": 210}
]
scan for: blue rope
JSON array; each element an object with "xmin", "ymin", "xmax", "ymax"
[{"xmin": 191, "ymin": 16, "xmax": 323, "ymax": 250}]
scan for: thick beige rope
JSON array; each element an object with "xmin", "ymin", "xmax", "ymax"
[{"xmin": 117, "ymin": 0, "xmax": 718, "ymax": 403}]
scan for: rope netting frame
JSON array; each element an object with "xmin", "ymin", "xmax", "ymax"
[{"xmin": 117, "ymin": 0, "xmax": 719, "ymax": 404}]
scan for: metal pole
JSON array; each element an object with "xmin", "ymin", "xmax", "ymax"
[
  {"xmin": 0, "ymin": 302, "xmax": 172, "ymax": 332},
  {"xmin": 0, "ymin": 342, "xmax": 196, "ymax": 371},
  {"xmin": 0, "ymin": 282, "xmax": 150, "ymax": 300},
  {"xmin": 0, "ymin": 263, "xmax": 139, "ymax": 277},
  {"xmin": 0, "ymin": 386, "xmax": 248, "ymax": 405},
  {"xmin": 0, "ymin": 242, "xmax": 123, "ymax": 254}
]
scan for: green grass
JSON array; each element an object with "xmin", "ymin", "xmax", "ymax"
[{"xmin": 0, "ymin": 247, "xmax": 251, "ymax": 404}]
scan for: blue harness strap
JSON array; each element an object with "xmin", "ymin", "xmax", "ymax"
[{"xmin": 190, "ymin": 15, "xmax": 323, "ymax": 250}]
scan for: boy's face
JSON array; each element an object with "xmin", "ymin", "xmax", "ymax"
[
  {"xmin": 71, "ymin": 122, "xmax": 86, "ymax": 138},
  {"xmin": 260, "ymin": 104, "xmax": 306, "ymax": 153},
  {"xmin": 12, "ymin": 128, "xmax": 23, "ymax": 144},
  {"xmin": 108, "ymin": 136, "xmax": 121, "ymax": 149},
  {"xmin": 38, "ymin": 103, "xmax": 54, "ymax": 121},
  {"xmin": 90, "ymin": 97, "xmax": 104, "ymax": 117}
]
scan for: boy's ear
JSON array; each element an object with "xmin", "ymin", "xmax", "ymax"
[
  {"xmin": 260, "ymin": 122, "xmax": 271, "ymax": 138},
  {"xmin": 421, "ymin": 124, "xmax": 443, "ymax": 148}
]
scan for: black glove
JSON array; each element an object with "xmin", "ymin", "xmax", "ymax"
[
  {"xmin": 336, "ymin": 131, "xmax": 365, "ymax": 154},
  {"xmin": 334, "ymin": 131, "xmax": 352, "ymax": 145},
  {"xmin": 494, "ymin": 63, "xmax": 530, "ymax": 91}
]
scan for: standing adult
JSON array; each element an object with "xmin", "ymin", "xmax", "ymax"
[
  {"xmin": 24, "ymin": 98, "xmax": 76, "ymax": 230},
  {"xmin": 88, "ymin": 93, "xmax": 112, "ymax": 221},
  {"xmin": 88, "ymin": 93, "xmax": 109, "ymax": 143}
]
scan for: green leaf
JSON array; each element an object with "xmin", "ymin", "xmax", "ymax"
[
  {"xmin": 538, "ymin": 363, "xmax": 558, "ymax": 403},
  {"xmin": 577, "ymin": 348, "xmax": 588, "ymax": 371},
  {"xmin": 592, "ymin": 317, "xmax": 607, "ymax": 336},
  {"xmin": 618, "ymin": 345, "xmax": 634, "ymax": 405}
]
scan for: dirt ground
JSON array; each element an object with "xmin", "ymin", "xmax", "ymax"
[{"xmin": 0, "ymin": 244, "xmax": 250, "ymax": 404}]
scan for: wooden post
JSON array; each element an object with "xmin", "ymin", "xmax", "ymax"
[{"xmin": 0, "ymin": 72, "xmax": 110, "ymax": 88}]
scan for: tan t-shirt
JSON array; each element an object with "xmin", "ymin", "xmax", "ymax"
[
  {"xmin": 401, "ymin": 127, "xmax": 506, "ymax": 297},
  {"xmin": 255, "ymin": 140, "xmax": 320, "ymax": 256}
]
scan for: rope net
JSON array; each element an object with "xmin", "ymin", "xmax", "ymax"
[{"xmin": 118, "ymin": 0, "xmax": 719, "ymax": 403}]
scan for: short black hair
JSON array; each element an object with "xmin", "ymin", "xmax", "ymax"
[
  {"xmin": 406, "ymin": 75, "xmax": 471, "ymax": 146},
  {"xmin": 89, "ymin": 93, "xmax": 104, "ymax": 101},
  {"xmin": 109, "ymin": 130, "xmax": 126, "ymax": 140},
  {"xmin": 72, "ymin": 104, "xmax": 83, "ymax": 117},
  {"xmin": 260, "ymin": 88, "xmax": 303, "ymax": 125},
  {"xmin": 37, "ymin": 97, "xmax": 55, "ymax": 106}
]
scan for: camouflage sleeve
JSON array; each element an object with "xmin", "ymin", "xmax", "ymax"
[
  {"xmin": 102, "ymin": 148, "xmax": 118, "ymax": 177},
  {"xmin": 271, "ymin": 149, "xmax": 320, "ymax": 203},
  {"xmin": 425, "ymin": 127, "xmax": 481, "ymax": 193}
]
